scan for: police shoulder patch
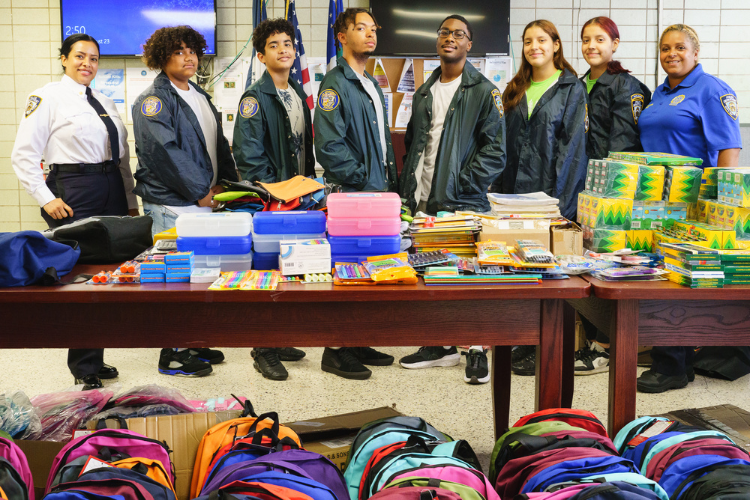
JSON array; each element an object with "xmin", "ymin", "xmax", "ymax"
[
  {"xmin": 318, "ymin": 89, "xmax": 340, "ymax": 111},
  {"xmin": 720, "ymin": 93, "xmax": 739, "ymax": 121},
  {"xmin": 239, "ymin": 96, "xmax": 259, "ymax": 119},
  {"xmin": 25, "ymin": 95, "xmax": 42, "ymax": 117},
  {"xmin": 141, "ymin": 96, "xmax": 162, "ymax": 117},
  {"xmin": 631, "ymin": 93, "xmax": 645, "ymax": 125},
  {"xmin": 491, "ymin": 89, "xmax": 503, "ymax": 117}
]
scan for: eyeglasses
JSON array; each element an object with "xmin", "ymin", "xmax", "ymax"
[{"xmin": 437, "ymin": 28, "xmax": 470, "ymax": 40}]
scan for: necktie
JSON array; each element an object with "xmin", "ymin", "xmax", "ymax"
[{"xmin": 85, "ymin": 86, "xmax": 120, "ymax": 165}]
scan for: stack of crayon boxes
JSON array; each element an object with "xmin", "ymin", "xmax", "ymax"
[
  {"xmin": 141, "ymin": 255, "xmax": 166, "ymax": 283},
  {"xmin": 252, "ymin": 211, "xmax": 327, "ymax": 270},
  {"xmin": 165, "ymin": 251, "xmax": 194, "ymax": 283},
  {"xmin": 175, "ymin": 212, "xmax": 254, "ymax": 271},
  {"xmin": 327, "ymin": 192, "xmax": 402, "ymax": 263}
]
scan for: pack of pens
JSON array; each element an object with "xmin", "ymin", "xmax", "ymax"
[
  {"xmin": 208, "ymin": 271, "xmax": 280, "ymax": 290},
  {"xmin": 515, "ymin": 239, "xmax": 555, "ymax": 264},
  {"xmin": 335, "ymin": 263, "xmax": 371, "ymax": 280},
  {"xmin": 408, "ymin": 249, "xmax": 459, "ymax": 268}
]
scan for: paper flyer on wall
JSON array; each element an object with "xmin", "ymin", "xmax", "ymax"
[
  {"xmin": 423, "ymin": 59, "xmax": 440, "ymax": 83},
  {"xmin": 213, "ymin": 58, "xmax": 245, "ymax": 145},
  {"xmin": 91, "ymin": 69, "xmax": 126, "ymax": 115},
  {"xmin": 373, "ymin": 58, "xmax": 390, "ymax": 88},
  {"xmin": 307, "ymin": 56, "xmax": 327, "ymax": 101},
  {"xmin": 125, "ymin": 62, "xmax": 160, "ymax": 122},
  {"xmin": 484, "ymin": 57, "xmax": 512, "ymax": 90},
  {"xmin": 394, "ymin": 92, "xmax": 413, "ymax": 129},
  {"xmin": 468, "ymin": 58, "xmax": 486, "ymax": 74},
  {"xmin": 382, "ymin": 92, "xmax": 393, "ymax": 128},
  {"xmin": 397, "ymin": 58, "xmax": 415, "ymax": 93}
]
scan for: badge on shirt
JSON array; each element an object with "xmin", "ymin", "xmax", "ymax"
[
  {"xmin": 584, "ymin": 104, "xmax": 589, "ymax": 133},
  {"xmin": 721, "ymin": 94, "xmax": 739, "ymax": 121},
  {"xmin": 239, "ymin": 97, "xmax": 259, "ymax": 118},
  {"xmin": 631, "ymin": 93, "xmax": 645, "ymax": 125},
  {"xmin": 670, "ymin": 95, "xmax": 685, "ymax": 106},
  {"xmin": 141, "ymin": 96, "xmax": 162, "ymax": 117},
  {"xmin": 25, "ymin": 95, "xmax": 42, "ymax": 117},
  {"xmin": 491, "ymin": 89, "xmax": 503, "ymax": 117},
  {"xmin": 318, "ymin": 89, "xmax": 340, "ymax": 112}
]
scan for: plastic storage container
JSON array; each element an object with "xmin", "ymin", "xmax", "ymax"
[
  {"xmin": 327, "ymin": 217, "xmax": 401, "ymax": 236},
  {"xmin": 252, "ymin": 251, "xmax": 280, "ymax": 271},
  {"xmin": 252, "ymin": 211, "xmax": 327, "ymax": 234},
  {"xmin": 193, "ymin": 253, "xmax": 253, "ymax": 272},
  {"xmin": 252, "ymin": 232, "xmax": 326, "ymax": 254},
  {"xmin": 326, "ymin": 192, "xmax": 401, "ymax": 219},
  {"xmin": 176, "ymin": 235, "xmax": 252, "ymax": 255},
  {"xmin": 328, "ymin": 235, "xmax": 401, "ymax": 257},
  {"xmin": 176, "ymin": 212, "xmax": 253, "ymax": 237}
]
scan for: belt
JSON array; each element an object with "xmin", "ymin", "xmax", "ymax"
[{"xmin": 51, "ymin": 161, "xmax": 119, "ymax": 174}]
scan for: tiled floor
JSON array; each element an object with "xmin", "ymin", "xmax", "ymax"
[{"xmin": 3, "ymin": 346, "xmax": 749, "ymax": 470}]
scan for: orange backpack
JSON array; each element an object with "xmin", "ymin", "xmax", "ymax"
[
  {"xmin": 190, "ymin": 402, "xmax": 302, "ymax": 498},
  {"xmin": 110, "ymin": 457, "xmax": 176, "ymax": 493}
]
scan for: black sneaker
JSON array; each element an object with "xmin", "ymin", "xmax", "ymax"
[
  {"xmin": 321, "ymin": 347, "xmax": 371, "ymax": 380},
  {"xmin": 511, "ymin": 346, "xmax": 536, "ymax": 376},
  {"xmin": 351, "ymin": 347, "xmax": 394, "ymax": 366},
  {"xmin": 399, "ymin": 346, "xmax": 460, "ymax": 369},
  {"xmin": 463, "ymin": 349, "xmax": 490, "ymax": 384},
  {"xmin": 574, "ymin": 342, "xmax": 610, "ymax": 375},
  {"xmin": 97, "ymin": 363, "xmax": 119, "ymax": 379},
  {"xmin": 252, "ymin": 348, "xmax": 288, "ymax": 381},
  {"xmin": 74, "ymin": 374, "xmax": 103, "ymax": 390},
  {"xmin": 276, "ymin": 347, "xmax": 306, "ymax": 361},
  {"xmin": 158, "ymin": 348, "xmax": 212, "ymax": 377},
  {"xmin": 637, "ymin": 369, "xmax": 689, "ymax": 393},
  {"xmin": 189, "ymin": 348, "xmax": 225, "ymax": 364}
]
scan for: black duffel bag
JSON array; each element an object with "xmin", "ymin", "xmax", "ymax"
[{"xmin": 43, "ymin": 216, "xmax": 152, "ymax": 264}]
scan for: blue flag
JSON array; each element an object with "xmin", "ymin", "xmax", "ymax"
[
  {"xmin": 245, "ymin": 0, "xmax": 268, "ymax": 90},
  {"xmin": 326, "ymin": 0, "xmax": 343, "ymax": 70}
]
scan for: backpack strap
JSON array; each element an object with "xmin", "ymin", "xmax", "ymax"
[
  {"xmin": 232, "ymin": 395, "xmax": 258, "ymax": 418},
  {"xmin": 419, "ymin": 490, "xmax": 437, "ymax": 500},
  {"xmin": 426, "ymin": 478, "xmax": 441, "ymax": 488},
  {"xmin": 405, "ymin": 435, "xmax": 432, "ymax": 453},
  {"xmin": 245, "ymin": 412, "xmax": 280, "ymax": 439},
  {"xmin": 96, "ymin": 416, "xmax": 129, "ymax": 430},
  {"xmin": 130, "ymin": 462, "xmax": 149, "ymax": 476}
]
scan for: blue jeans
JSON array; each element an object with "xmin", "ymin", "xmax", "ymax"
[{"xmin": 142, "ymin": 201, "xmax": 179, "ymax": 238}]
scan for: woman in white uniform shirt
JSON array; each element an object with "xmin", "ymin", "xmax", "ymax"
[{"xmin": 11, "ymin": 34, "xmax": 136, "ymax": 390}]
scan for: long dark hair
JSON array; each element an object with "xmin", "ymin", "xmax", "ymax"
[
  {"xmin": 503, "ymin": 20, "xmax": 576, "ymax": 113},
  {"xmin": 581, "ymin": 17, "xmax": 630, "ymax": 75},
  {"xmin": 59, "ymin": 34, "xmax": 100, "ymax": 70}
]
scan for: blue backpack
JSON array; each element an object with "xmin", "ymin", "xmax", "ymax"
[
  {"xmin": 639, "ymin": 431, "xmax": 734, "ymax": 473},
  {"xmin": 614, "ymin": 418, "xmax": 671, "ymax": 454},
  {"xmin": 657, "ymin": 455, "xmax": 750, "ymax": 497},
  {"xmin": 576, "ymin": 473, "xmax": 669, "ymax": 500},
  {"xmin": 76, "ymin": 467, "xmax": 177, "ymax": 500},
  {"xmin": 0, "ymin": 231, "xmax": 79, "ymax": 287},
  {"xmin": 201, "ymin": 470, "xmax": 338, "ymax": 500},
  {"xmin": 567, "ymin": 481, "xmax": 666, "ymax": 499},
  {"xmin": 201, "ymin": 442, "xmax": 274, "ymax": 493},
  {"xmin": 521, "ymin": 455, "xmax": 640, "ymax": 494}
]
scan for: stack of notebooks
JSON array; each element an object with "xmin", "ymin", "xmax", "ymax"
[
  {"xmin": 720, "ymin": 250, "xmax": 750, "ymax": 285},
  {"xmin": 487, "ymin": 192, "xmax": 561, "ymax": 218},
  {"xmin": 409, "ymin": 215, "xmax": 482, "ymax": 258},
  {"xmin": 661, "ymin": 242, "xmax": 724, "ymax": 288},
  {"xmin": 422, "ymin": 266, "xmax": 542, "ymax": 285}
]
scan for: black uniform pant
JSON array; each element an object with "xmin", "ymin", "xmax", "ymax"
[
  {"xmin": 651, "ymin": 346, "xmax": 695, "ymax": 377},
  {"xmin": 42, "ymin": 167, "xmax": 128, "ymax": 378}
]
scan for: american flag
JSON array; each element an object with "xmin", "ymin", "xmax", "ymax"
[{"xmin": 286, "ymin": 0, "xmax": 313, "ymax": 110}]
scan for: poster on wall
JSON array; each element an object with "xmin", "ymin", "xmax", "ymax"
[
  {"xmin": 397, "ymin": 59, "xmax": 415, "ymax": 93},
  {"xmin": 213, "ymin": 57, "xmax": 245, "ymax": 145},
  {"xmin": 394, "ymin": 92, "xmax": 413, "ymax": 129},
  {"xmin": 484, "ymin": 57, "xmax": 512, "ymax": 91},
  {"xmin": 91, "ymin": 69, "xmax": 125, "ymax": 114},
  {"xmin": 423, "ymin": 59, "xmax": 440, "ymax": 82},
  {"xmin": 125, "ymin": 62, "xmax": 159, "ymax": 122}
]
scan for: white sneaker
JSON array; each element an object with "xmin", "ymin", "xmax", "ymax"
[{"xmin": 574, "ymin": 341, "xmax": 609, "ymax": 375}]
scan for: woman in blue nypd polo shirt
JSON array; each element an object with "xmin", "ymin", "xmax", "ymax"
[{"xmin": 638, "ymin": 24, "xmax": 742, "ymax": 394}]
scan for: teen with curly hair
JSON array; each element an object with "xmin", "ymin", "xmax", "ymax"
[{"xmin": 133, "ymin": 26, "xmax": 239, "ymax": 378}]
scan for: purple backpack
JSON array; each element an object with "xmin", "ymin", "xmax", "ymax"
[
  {"xmin": 45, "ymin": 429, "xmax": 173, "ymax": 494},
  {"xmin": 200, "ymin": 449, "xmax": 347, "ymax": 500},
  {"xmin": 0, "ymin": 437, "xmax": 33, "ymax": 500},
  {"xmin": 388, "ymin": 465, "xmax": 499, "ymax": 500},
  {"xmin": 515, "ymin": 484, "xmax": 593, "ymax": 499}
]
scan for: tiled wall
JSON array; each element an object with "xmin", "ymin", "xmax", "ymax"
[{"xmin": 1, "ymin": 0, "xmax": 748, "ymax": 230}]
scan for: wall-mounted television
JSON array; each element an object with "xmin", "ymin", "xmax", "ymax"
[
  {"xmin": 60, "ymin": 0, "xmax": 217, "ymax": 57},
  {"xmin": 371, "ymin": 0, "xmax": 510, "ymax": 57}
]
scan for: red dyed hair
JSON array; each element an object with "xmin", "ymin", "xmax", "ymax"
[{"xmin": 581, "ymin": 17, "xmax": 630, "ymax": 75}]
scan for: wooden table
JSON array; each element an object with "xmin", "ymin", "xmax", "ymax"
[
  {"xmin": 566, "ymin": 278, "xmax": 750, "ymax": 437},
  {"xmin": 0, "ymin": 265, "xmax": 589, "ymax": 436}
]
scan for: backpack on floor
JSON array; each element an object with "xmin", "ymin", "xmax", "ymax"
[
  {"xmin": 367, "ymin": 454, "xmax": 478, "ymax": 499},
  {"xmin": 222, "ymin": 470, "xmax": 339, "ymax": 500},
  {"xmin": 382, "ymin": 477, "xmax": 486, "ymax": 500},
  {"xmin": 369, "ymin": 485, "xmax": 464, "ymax": 500},
  {"xmin": 0, "ymin": 437, "xmax": 33, "ymax": 500},
  {"xmin": 52, "ymin": 454, "xmax": 175, "ymax": 492},
  {"xmin": 673, "ymin": 463, "xmax": 750, "ymax": 500},
  {"xmin": 46, "ymin": 429, "xmax": 173, "ymax": 494},
  {"xmin": 0, "ymin": 457, "xmax": 28, "ymax": 500},
  {"xmin": 387, "ymin": 465, "xmax": 499, "ymax": 500},
  {"xmin": 566, "ymin": 481, "xmax": 665, "ymax": 500},
  {"xmin": 521, "ymin": 455, "xmax": 640, "ymax": 494},
  {"xmin": 514, "ymin": 484, "xmax": 595, "ymax": 499},
  {"xmin": 200, "ymin": 442, "xmax": 275, "ymax": 494},
  {"xmin": 576, "ymin": 473, "xmax": 668, "ymax": 500},
  {"xmin": 490, "ymin": 422, "xmax": 587, "ymax": 482},
  {"xmin": 657, "ymin": 455, "xmax": 750, "ymax": 498},
  {"xmin": 74, "ymin": 467, "xmax": 176, "ymax": 500},
  {"xmin": 615, "ymin": 418, "xmax": 703, "ymax": 459},
  {"xmin": 621, "ymin": 427, "xmax": 712, "ymax": 468},
  {"xmin": 512, "ymin": 410, "xmax": 608, "ymax": 438},
  {"xmin": 191, "ymin": 404, "xmax": 302, "ymax": 498},
  {"xmin": 638, "ymin": 431, "xmax": 734, "ymax": 473},
  {"xmin": 45, "ymin": 477, "xmax": 158, "ymax": 500},
  {"xmin": 646, "ymin": 437, "xmax": 749, "ymax": 482},
  {"xmin": 197, "ymin": 480, "xmax": 314, "ymax": 500}
]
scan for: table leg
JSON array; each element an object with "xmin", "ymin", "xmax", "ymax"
[
  {"xmin": 492, "ymin": 346, "xmax": 512, "ymax": 439},
  {"xmin": 608, "ymin": 299, "xmax": 639, "ymax": 437},
  {"xmin": 536, "ymin": 299, "xmax": 564, "ymax": 411},
  {"xmin": 562, "ymin": 301, "xmax": 576, "ymax": 408}
]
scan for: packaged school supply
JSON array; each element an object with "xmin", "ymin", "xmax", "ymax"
[
  {"xmin": 515, "ymin": 240, "xmax": 555, "ymax": 264},
  {"xmin": 329, "ymin": 235, "xmax": 402, "ymax": 263},
  {"xmin": 279, "ymin": 239, "xmax": 331, "ymax": 275},
  {"xmin": 327, "ymin": 192, "xmax": 401, "ymax": 218},
  {"xmin": 176, "ymin": 212, "xmax": 253, "ymax": 237},
  {"xmin": 208, "ymin": 271, "xmax": 280, "ymax": 290},
  {"xmin": 176, "ymin": 235, "xmax": 253, "ymax": 255},
  {"xmin": 361, "ymin": 254, "xmax": 417, "ymax": 282},
  {"xmin": 25, "ymin": 388, "xmax": 113, "ymax": 442},
  {"xmin": 328, "ymin": 218, "xmax": 401, "ymax": 237},
  {"xmin": 588, "ymin": 160, "xmax": 639, "ymax": 199},
  {"xmin": 476, "ymin": 241, "xmax": 513, "ymax": 266},
  {"xmin": 663, "ymin": 166, "xmax": 703, "ymax": 204},
  {"xmin": 635, "ymin": 165, "xmax": 667, "ymax": 202},
  {"xmin": 110, "ymin": 385, "xmax": 195, "ymax": 413},
  {"xmin": 192, "ymin": 268, "xmax": 222, "ymax": 282},
  {"xmin": 608, "ymin": 152, "xmax": 703, "ymax": 166},
  {"xmin": 253, "ymin": 211, "xmax": 327, "ymax": 236}
]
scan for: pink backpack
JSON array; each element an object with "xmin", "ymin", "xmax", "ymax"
[
  {"xmin": 0, "ymin": 437, "xmax": 33, "ymax": 500},
  {"xmin": 45, "ymin": 429, "xmax": 173, "ymax": 494},
  {"xmin": 515, "ymin": 484, "xmax": 593, "ymax": 498},
  {"xmin": 389, "ymin": 465, "xmax": 499, "ymax": 500},
  {"xmin": 370, "ymin": 485, "xmax": 464, "ymax": 500}
]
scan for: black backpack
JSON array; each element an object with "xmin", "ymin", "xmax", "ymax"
[
  {"xmin": 0, "ymin": 457, "xmax": 28, "ymax": 500},
  {"xmin": 673, "ymin": 463, "xmax": 750, "ymax": 500}
]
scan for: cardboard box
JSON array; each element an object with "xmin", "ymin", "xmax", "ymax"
[
  {"xmin": 551, "ymin": 223, "xmax": 583, "ymax": 256},
  {"xmin": 583, "ymin": 226, "xmax": 628, "ymax": 253},
  {"xmin": 663, "ymin": 166, "xmax": 702, "ymax": 204},
  {"xmin": 655, "ymin": 404, "xmax": 750, "ymax": 449},
  {"xmin": 577, "ymin": 192, "xmax": 633, "ymax": 229},
  {"xmin": 634, "ymin": 165, "xmax": 666, "ymax": 201},
  {"xmin": 479, "ymin": 223, "xmax": 550, "ymax": 249},
  {"xmin": 627, "ymin": 230, "xmax": 654, "ymax": 252}
]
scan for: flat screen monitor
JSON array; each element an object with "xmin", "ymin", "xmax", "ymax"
[
  {"xmin": 60, "ymin": 0, "xmax": 217, "ymax": 57},
  {"xmin": 371, "ymin": 1, "xmax": 510, "ymax": 57}
]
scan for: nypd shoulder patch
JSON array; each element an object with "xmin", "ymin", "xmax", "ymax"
[
  {"xmin": 25, "ymin": 95, "xmax": 42, "ymax": 118},
  {"xmin": 239, "ymin": 96, "xmax": 259, "ymax": 119},
  {"xmin": 141, "ymin": 96, "xmax": 162, "ymax": 117},
  {"xmin": 720, "ymin": 94, "xmax": 739, "ymax": 121},
  {"xmin": 491, "ymin": 89, "xmax": 503, "ymax": 117},
  {"xmin": 318, "ymin": 89, "xmax": 340, "ymax": 112},
  {"xmin": 630, "ymin": 93, "xmax": 645, "ymax": 125}
]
